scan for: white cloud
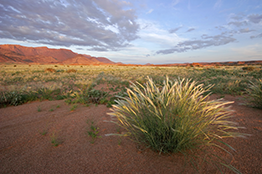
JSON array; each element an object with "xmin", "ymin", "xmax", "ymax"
[
  {"xmin": 214, "ymin": 0, "xmax": 222, "ymax": 9},
  {"xmin": 0, "ymin": 0, "xmax": 140, "ymax": 51},
  {"xmin": 186, "ymin": 27, "xmax": 195, "ymax": 32},
  {"xmin": 137, "ymin": 19, "xmax": 185, "ymax": 47},
  {"xmin": 157, "ymin": 33, "xmax": 236, "ymax": 54},
  {"xmin": 172, "ymin": 0, "xmax": 182, "ymax": 7},
  {"xmin": 146, "ymin": 9, "xmax": 154, "ymax": 14},
  {"xmin": 169, "ymin": 26, "xmax": 183, "ymax": 33},
  {"xmin": 250, "ymin": 33, "xmax": 262, "ymax": 39}
]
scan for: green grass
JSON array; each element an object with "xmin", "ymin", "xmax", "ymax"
[
  {"xmin": 37, "ymin": 106, "xmax": 42, "ymax": 112},
  {"xmin": 0, "ymin": 64, "xmax": 261, "ymax": 108},
  {"xmin": 86, "ymin": 120, "xmax": 101, "ymax": 144},
  {"xmin": 40, "ymin": 130, "xmax": 48, "ymax": 135},
  {"xmin": 50, "ymin": 133, "xmax": 61, "ymax": 147},
  {"xmin": 246, "ymin": 79, "xmax": 262, "ymax": 109},
  {"xmin": 109, "ymin": 76, "xmax": 245, "ymax": 173},
  {"xmin": 70, "ymin": 104, "xmax": 78, "ymax": 111}
]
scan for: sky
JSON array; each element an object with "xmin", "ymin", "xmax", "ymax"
[{"xmin": 0, "ymin": 0, "xmax": 262, "ymax": 64}]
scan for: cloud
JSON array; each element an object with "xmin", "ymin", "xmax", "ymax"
[
  {"xmin": 157, "ymin": 11, "xmax": 261, "ymax": 56},
  {"xmin": 0, "ymin": 0, "xmax": 140, "ymax": 51},
  {"xmin": 169, "ymin": 26, "xmax": 183, "ymax": 33},
  {"xmin": 137, "ymin": 19, "xmax": 184, "ymax": 46},
  {"xmin": 214, "ymin": 0, "xmax": 222, "ymax": 9},
  {"xmin": 227, "ymin": 13, "xmax": 248, "ymax": 27},
  {"xmin": 215, "ymin": 26, "xmax": 226, "ymax": 30},
  {"xmin": 186, "ymin": 27, "xmax": 195, "ymax": 32},
  {"xmin": 247, "ymin": 14, "xmax": 262, "ymax": 23},
  {"xmin": 228, "ymin": 21, "xmax": 248, "ymax": 27},
  {"xmin": 156, "ymin": 34, "xmax": 236, "ymax": 54},
  {"xmin": 250, "ymin": 33, "xmax": 262, "ymax": 39},
  {"xmin": 239, "ymin": 28, "xmax": 254, "ymax": 33},
  {"xmin": 172, "ymin": 0, "xmax": 182, "ymax": 7},
  {"xmin": 146, "ymin": 9, "xmax": 154, "ymax": 14},
  {"xmin": 228, "ymin": 13, "xmax": 262, "ymax": 26}
]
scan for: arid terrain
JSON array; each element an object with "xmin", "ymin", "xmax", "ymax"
[
  {"xmin": 1, "ymin": 44, "xmax": 261, "ymax": 66},
  {"xmin": 0, "ymin": 95, "xmax": 262, "ymax": 173},
  {"xmin": 0, "ymin": 44, "xmax": 261, "ymax": 173}
]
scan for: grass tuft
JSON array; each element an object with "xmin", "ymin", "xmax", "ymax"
[
  {"xmin": 109, "ymin": 76, "xmax": 245, "ymax": 173},
  {"xmin": 246, "ymin": 79, "xmax": 262, "ymax": 109},
  {"xmin": 86, "ymin": 120, "xmax": 101, "ymax": 144}
]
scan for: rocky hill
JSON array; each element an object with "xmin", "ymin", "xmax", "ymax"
[{"xmin": 0, "ymin": 44, "xmax": 116, "ymax": 65}]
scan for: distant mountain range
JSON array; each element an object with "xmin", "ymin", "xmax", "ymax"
[
  {"xmin": 0, "ymin": 44, "xmax": 117, "ymax": 65},
  {"xmin": 0, "ymin": 44, "xmax": 261, "ymax": 66}
]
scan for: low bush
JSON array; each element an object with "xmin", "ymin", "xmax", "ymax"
[
  {"xmin": 87, "ymin": 89, "xmax": 108, "ymax": 104},
  {"xmin": 66, "ymin": 69, "xmax": 77, "ymax": 73},
  {"xmin": 109, "ymin": 76, "xmax": 244, "ymax": 173},
  {"xmin": 0, "ymin": 91, "xmax": 23, "ymax": 107},
  {"xmin": 242, "ymin": 66, "xmax": 255, "ymax": 71},
  {"xmin": 246, "ymin": 79, "xmax": 262, "ymax": 109},
  {"xmin": 0, "ymin": 91, "xmax": 38, "ymax": 107},
  {"xmin": 45, "ymin": 68, "xmax": 56, "ymax": 73}
]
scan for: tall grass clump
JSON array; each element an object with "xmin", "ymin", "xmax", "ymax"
[
  {"xmin": 246, "ymin": 79, "xmax": 262, "ymax": 109},
  {"xmin": 109, "ymin": 76, "xmax": 244, "ymax": 173}
]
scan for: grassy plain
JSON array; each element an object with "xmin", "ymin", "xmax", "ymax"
[
  {"xmin": 0, "ymin": 64, "xmax": 261, "ymax": 107},
  {"xmin": 1, "ymin": 63, "xmax": 261, "ymax": 173}
]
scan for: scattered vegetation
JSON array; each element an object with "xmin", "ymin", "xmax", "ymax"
[
  {"xmin": 242, "ymin": 66, "xmax": 255, "ymax": 71},
  {"xmin": 1, "ymin": 64, "xmax": 259, "ymax": 172},
  {"xmin": 50, "ymin": 133, "xmax": 61, "ymax": 147},
  {"xmin": 45, "ymin": 68, "xmax": 56, "ymax": 73},
  {"xmin": 109, "ymin": 76, "xmax": 245, "ymax": 173},
  {"xmin": 86, "ymin": 120, "xmax": 101, "ymax": 144},
  {"xmin": 66, "ymin": 69, "xmax": 77, "ymax": 73},
  {"xmin": 70, "ymin": 104, "xmax": 78, "ymax": 111},
  {"xmin": 40, "ymin": 130, "xmax": 48, "ymax": 136},
  {"xmin": 0, "ymin": 64, "xmax": 261, "ymax": 108},
  {"xmin": 37, "ymin": 106, "xmax": 41, "ymax": 112},
  {"xmin": 246, "ymin": 79, "xmax": 262, "ymax": 109}
]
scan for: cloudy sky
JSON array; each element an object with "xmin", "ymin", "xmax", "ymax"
[{"xmin": 0, "ymin": 0, "xmax": 261, "ymax": 64}]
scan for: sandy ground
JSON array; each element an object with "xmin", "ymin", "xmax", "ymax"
[{"xmin": 0, "ymin": 95, "xmax": 261, "ymax": 174}]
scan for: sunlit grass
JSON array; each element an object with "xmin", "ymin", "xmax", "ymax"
[
  {"xmin": 109, "ymin": 76, "xmax": 245, "ymax": 173},
  {"xmin": 246, "ymin": 79, "xmax": 262, "ymax": 109},
  {"xmin": 0, "ymin": 64, "xmax": 261, "ymax": 108}
]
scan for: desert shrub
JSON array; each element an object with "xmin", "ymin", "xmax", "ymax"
[
  {"xmin": 66, "ymin": 69, "xmax": 77, "ymax": 73},
  {"xmin": 45, "ymin": 68, "xmax": 56, "ymax": 73},
  {"xmin": 246, "ymin": 79, "xmax": 262, "ymax": 109},
  {"xmin": 109, "ymin": 76, "xmax": 244, "ymax": 173},
  {"xmin": 69, "ymin": 88, "xmax": 109, "ymax": 105},
  {"xmin": 0, "ymin": 91, "xmax": 23, "ymax": 107},
  {"xmin": 36, "ymin": 87, "xmax": 61, "ymax": 101},
  {"xmin": 0, "ymin": 91, "xmax": 37, "ymax": 107},
  {"xmin": 242, "ymin": 66, "xmax": 255, "ymax": 71},
  {"xmin": 87, "ymin": 89, "xmax": 108, "ymax": 104}
]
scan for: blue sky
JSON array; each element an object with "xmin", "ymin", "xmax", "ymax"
[{"xmin": 0, "ymin": 0, "xmax": 261, "ymax": 64}]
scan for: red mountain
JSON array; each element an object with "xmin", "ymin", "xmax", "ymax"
[
  {"xmin": 0, "ymin": 44, "xmax": 116, "ymax": 65},
  {"xmin": 62, "ymin": 55, "xmax": 103, "ymax": 65},
  {"xmin": 96, "ymin": 57, "xmax": 116, "ymax": 64}
]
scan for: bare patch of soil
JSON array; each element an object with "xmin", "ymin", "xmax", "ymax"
[{"xmin": 0, "ymin": 95, "xmax": 261, "ymax": 173}]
